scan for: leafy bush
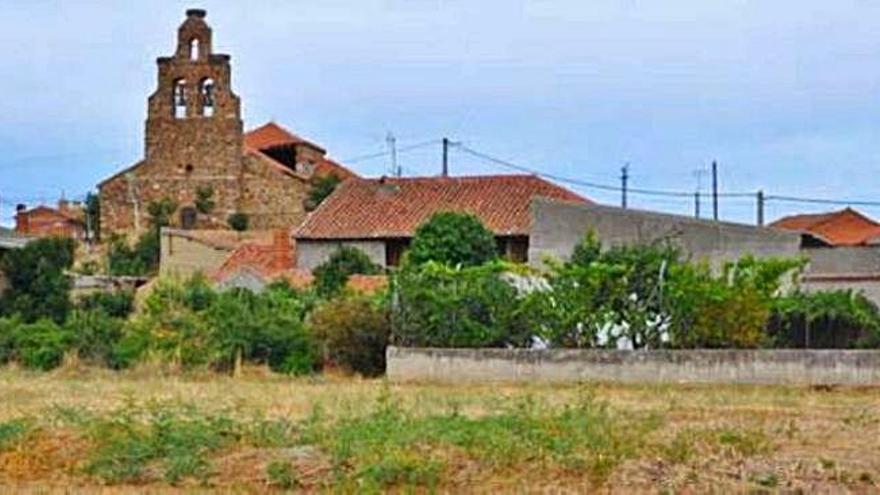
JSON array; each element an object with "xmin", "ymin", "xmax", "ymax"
[
  {"xmin": 666, "ymin": 256, "xmax": 802, "ymax": 349},
  {"xmin": 309, "ymin": 293, "xmax": 390, "ymax": 376},
  {"xmin": 66, "ymin": 309, "xmax": 126, "ymax": 367},
  {"xmin": 0, "ymin": 317, "xmax": 21, "ymax": 365},
  {"xmin": 77, "ymin": 290, "xmax": 135, "ymax": 319},
  {"xmin": 407, "ymin": 211, "xmax": 498, "ymax": 267},
  {"xmin": 206, "ymin": 284, "xmax": 317, "ymax": 375},
  {"xmin": 769, "ymin": 290, "xmax": 880, "ymax": 348},
  {"xmin": 227, "ymin": 212, "xmax": 249, "ymax": 232},
  {"xmin": 121, "ymin": 277, "xmax": 317, "ymax": 374},
  {"xmin": 107, "ymin": 198, "xmax": 177, "ymax": 276},
  {"xmin": 391, "ymin": 231, "xmax": 805, "ymax": 351},
  {"xmin": 194, "ymin": 186, "xmax": 215, "ymax": 214},
  {"xmin": 392, "ymin": 261, "xmax": 531, "ymax": 348},
  {"xmin": 0, "ymin": 237, "xmax": 75, "ymax": 324},
  {"xmin": 14, "ymin": 319, "xmax": 70, "ymax": 370},
  {"xmin": 305, "ymin": 173, "xmax": 341, "ymax": 212},
  {"xmin": 313, "ymin": 246, "xmax": 381, "ymax": 297}
]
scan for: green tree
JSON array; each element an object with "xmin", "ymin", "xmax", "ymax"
[
  {"xmin": 195, "ymin": 186, "xmax": 216, "ymax": 214},
  {"xmin": 0, "ymin": 237, "xmax": 75, "ymax": 323},
  {"xmin": 309, "ymin": 293, "xmax": 390, "ymax": 376},
  {"xmin": 305, "ymin": 173, "xmax": 342, "ymax": 211},
  {"xmin": 407, "ymin": 212, "xmax": 498, "ymax": 267},
  {"xmin": 228, "ymin": 212, "xmax": 249, "ymax": 232},
  {"xmin": 85, "ymin": 192, "xmax": 101, "ymax": 242},
  {"xmin": 313, "ymin": 246, "xmax": 381, "ymax": 297},
  {"xmin": 106, "ymin": 198, "xmax": 177, "ymax": 276},
  {"xmin": 146, "ymin": 198, "xmax": 178, "ymax": 231}
]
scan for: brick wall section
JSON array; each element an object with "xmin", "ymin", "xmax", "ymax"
[{"xmin": 15, "ymin": 206, "xmax": 85, "ymax": 240}]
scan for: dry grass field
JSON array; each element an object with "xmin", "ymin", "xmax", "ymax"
[{"xmin": 0, "ymin": 366, "xmax": 877, "ymax": 493}]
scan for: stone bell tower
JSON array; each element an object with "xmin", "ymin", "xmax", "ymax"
[{"xmin": 144, "ymin": 8, "xmax": 243, "ymax": 179}]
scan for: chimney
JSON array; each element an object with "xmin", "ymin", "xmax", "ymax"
[
  {"xmin": 271, "ymin": 229, "xmax": 293, "ymax": 271},
  {"xmin": 15, "ymin": 204, "xmax": 28, "ymax": 234}
]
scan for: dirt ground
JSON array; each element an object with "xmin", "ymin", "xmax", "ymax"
[{"xmin": 0, "ymin": 366, "xmax": 877, "ymax": 493}]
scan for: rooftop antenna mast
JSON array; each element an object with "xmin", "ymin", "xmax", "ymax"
[{"xmin": 386, "ymin": 132, "xmax": 400, "ymax": 177}]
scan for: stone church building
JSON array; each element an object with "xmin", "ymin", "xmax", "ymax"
[{"xmin": 99, "ymin": 9, "xmax": 355, "ymax": 237}]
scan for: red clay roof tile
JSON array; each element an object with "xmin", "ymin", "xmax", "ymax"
[
  {"xmin": 243, "ymin": 122, "xmax": 357, "ymax": 181},
  {"xmin": 295, "ymin": 174, "xmax": 590, "ymax": 239},
  {"xmin": 770, "ymin": 208, "xmax": 880, "ymax": 246}
]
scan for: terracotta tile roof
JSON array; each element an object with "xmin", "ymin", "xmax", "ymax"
[
  {"xmin": 243, "ymin": 121, "xmax": 357, "ymax": 181},
  {"xmin": 19, "ymin": 205, "xmax": 84, "ymax": 224},
  {"xmin": 212, "ymin": 230, "xmax": 293, "ymax": 277},
  {"xmin": 295, "ymin": 174, "xmax": 590, "ymax": 239},
  {"xmin": 244, "ymin": 121, "xmax": 322, "ymax": 151},
  {"xmin": 211, "ymin": 230, "xmax": 315, "ymax": 290},
  {"xmin": 770, "ymin": 208, "xmax": 880, "ymax": 246}
]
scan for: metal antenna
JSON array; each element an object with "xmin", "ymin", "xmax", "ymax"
[{"xmin": 386, "ymin": 132, "xmax": 399, "ymax": 177}]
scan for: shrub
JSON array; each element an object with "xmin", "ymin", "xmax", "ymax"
[
  {"xmin": 391, "ymin": 261, "xmax": 531, "ymax": 348},
  {"xmin": 309, "ymin": 293, "xmax": 390, "ymax": 376},
  {"xmin": 769, "ymin": 290, "xmax": 880, "ymax": 348},
  {"xmin": 666, "ymin": 256, "xmax": 802, "ymax": 349},
  {"xmin": 77, "ymin": 290, "xmax": 135, "ymax": 319},
  {"xmin": 206, "ymin": 284, "xmax": 317, "ymax": 375},
  {"xmin": 194, "ymin": 186, "xmax": 215, "ymax": 214},
  {"xmin": 305, "ymin": 173, "xmax": 341, "ymax": 212},
  {"xmin": 66, "ymin": 309, "xmax": 126, "ymax": 367},
  {"xmin": 120, "ymin": 277, "xmax": 317, "ymax": 374},
  {"xmin": 0, "ymin": 317, "xmax": 21, "ymax": 365},
  {"xmin": 14, "ymin": 319, "xmax": 70, "ymax": 370},
  {"xmin": 313, "ymin": 246, "xmax": 381, "ymax": 297},
  {"xmin": 107, "ymin": 235, "xmax": 149, "ymax": 276},
  {"xmin": 125, "ymin": 278, "xmax": 217, "ymax": 370},
  {"xmin": 407, "ymin": 211, "xmax": 498, "ymax": 267},
  {"xmin": 0, "ymin": 237, "xmax": 75, "ymax": 323},
  {"xmin": 227, "ymin": 212, "xmax": 249, "ymax": 232}
]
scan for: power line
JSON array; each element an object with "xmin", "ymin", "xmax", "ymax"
[
  {"xmin": 455, "ymin": 143, "xmax": 880, "ymax": 214},
  {"xmin": 342, "ymin": 139, "xmax": 441, "ymax": 164},
  {"xmin": 764, "ymin": 195, "xmax": 880, "ymax": 207},
  {"xmin": 457, "ymin": 144, "xmax": 751, "ymax": 198}
]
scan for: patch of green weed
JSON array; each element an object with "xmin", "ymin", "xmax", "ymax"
[{"xmin": 0, "ymin": 418, "xmax": 32, "ymax": 450}]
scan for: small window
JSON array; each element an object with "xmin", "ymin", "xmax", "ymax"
[
  {"xmin": 173, "ymin": 79, "xmax": 187, "ymax": 119},
  {"xmin": 190, "ymin": 39, "xmax": 200, "ymax": 61},
  {"xmin": 180, "ymin": 206, "xmax": 197, "ymax": 230},
  {"xmin": 200, "ymin": 78, "xmax": 215, "ymax": 117},
  {"xmin": 185, "ymin": 164, "xmax": 194, "ymax": 174}
]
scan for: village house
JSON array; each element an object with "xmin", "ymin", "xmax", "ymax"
[
  {"xmin": 15, "ymin": 200, "xmax": 86, "ymax": 241},
  {"xmin": 771, "ymin": 208, "xmax": 880, "ymax": 304},
  {"xmin": 211, "ymin": 230, "xmax": 313, "ymax": 292},
  {"xmin": 159, "ymin": 228, "xmax": 276, "ymax": 279},
  {"xmin": 293, "ymin": 174, "xmax": 589, "ymax": 269},
  {"xmin": 98, "ymin": 9, "xmax": 356, "ymax": 238}
]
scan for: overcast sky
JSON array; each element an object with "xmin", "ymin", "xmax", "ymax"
[{"xmin": 2, "ymin": 0, "xmax": 879, "ymax": 225}]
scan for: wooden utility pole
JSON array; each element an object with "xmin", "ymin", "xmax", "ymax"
[{"xmin": 621, "ymin": 163, "xmax": 629, "ymax": 209}]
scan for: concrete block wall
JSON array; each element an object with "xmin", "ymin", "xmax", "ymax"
[
  {"xmin": 529, "ymin": 198, "xmax": 801, "ymax": 268},
  {"xmin": 387, "ymin": 347, "xmax": 880, "ymax": 385},
  {"xmin": 295, "ymin": 239, "xmax": 387, "ymax": 271}
]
